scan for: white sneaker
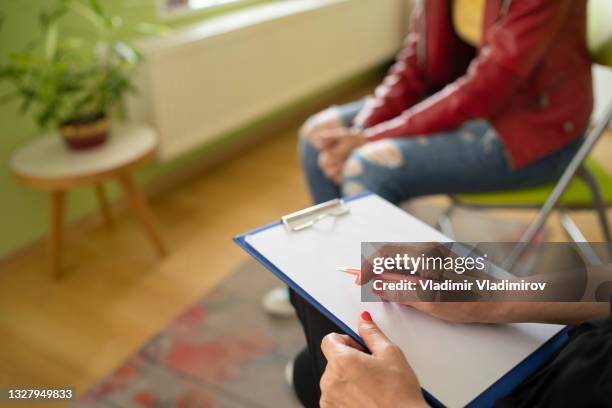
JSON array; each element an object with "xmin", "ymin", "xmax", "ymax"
[
  {"xmin": 262, "ymin": 287, "xmax": 296, "ymax": 318},
  {"xmin": 285, "ymin": 358, "xmax": 294, "ymax": 388}
]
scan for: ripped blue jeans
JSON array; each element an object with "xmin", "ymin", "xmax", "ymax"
[{"xmin": 300, "ymin": 99, "xmax": 582, "ymax": 205}]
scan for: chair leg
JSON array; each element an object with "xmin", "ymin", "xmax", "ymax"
[
  {"xmin": 504, "ymin": 101, "xmax": 612, "ymax": 269},
  {"xmin": 437, "ymin": 205, "xmax": 455, "ymax": 239},
  {"xmin": 577, "ymin": 165, "xmax": 612, "ymax": 242},
  {"xmin": 559, "ymin": 211, "xmax": 602, "ymax": 266}
]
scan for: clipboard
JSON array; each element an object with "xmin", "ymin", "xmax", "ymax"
[{"xmin": 234, "ymin": 192, "xmax": 568, "ymax": 408}]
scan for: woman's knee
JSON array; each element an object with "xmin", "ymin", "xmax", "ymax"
[
  {"xmin": 341, "ymin": 152, "xmax": 369, "ymax": 196},
  {"xmin": 340, "ymin": 142, "xmax": 406, "ymax": 202},
  {"xmin": 340, "ymin": 150, "xmax": 390, "ymax": 199}
]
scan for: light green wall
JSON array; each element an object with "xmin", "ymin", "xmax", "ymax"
[{"xmin": 0, "ymin": 0, "xmax": 276, "ymax": 258}]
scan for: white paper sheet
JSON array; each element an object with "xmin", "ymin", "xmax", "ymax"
[{"xmin": 245, "ymin": 194, "xmax": 563, "ymax": 407}]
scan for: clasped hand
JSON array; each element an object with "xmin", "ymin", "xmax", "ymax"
[{"xmin": 310, "ymin": 127, "xmax": 367, "ymax": 184}]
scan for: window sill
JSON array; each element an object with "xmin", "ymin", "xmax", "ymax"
[{"xmin": 157, "ymin": 0, "xmax": 270, "ymax": 21}]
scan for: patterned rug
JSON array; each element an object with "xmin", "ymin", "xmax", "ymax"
[
  {"xmin": 75, "ymin": 261, "xmax": 304, "ymax": 408},
  {"xmin": 75, "ymin": 203, "xmax": 538, "ymax": 408}
]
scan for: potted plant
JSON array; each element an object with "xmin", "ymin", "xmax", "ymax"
[{"xmin": 0, "ymin": 0, "xmax": 145, "ymax": 150}]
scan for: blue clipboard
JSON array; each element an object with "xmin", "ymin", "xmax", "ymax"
[{"xmin": 233, "ymin": 192, "xmax": 569, "ymax": 407}]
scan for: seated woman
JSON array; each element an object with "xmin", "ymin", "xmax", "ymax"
[
  {"xmin": 301, "ymin": 0, "xmax": 591, "ymax": 204},
  {"xmin": 263, "ymin": 0, "xmax": 592, "ymax": 316}
]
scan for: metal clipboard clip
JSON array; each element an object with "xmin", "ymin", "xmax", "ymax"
[{"xmin": 281, "ymin": 198, "xmax": 350, "ymax": 231}]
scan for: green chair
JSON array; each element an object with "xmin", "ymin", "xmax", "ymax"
[{"xmin": 439, "ymin": 0, "xmax": 612, "ymax": 266}]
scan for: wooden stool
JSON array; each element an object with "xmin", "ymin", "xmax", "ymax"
[{"xmin": 10, "ymin": 124, "xmax": 167, "ymax": 279}]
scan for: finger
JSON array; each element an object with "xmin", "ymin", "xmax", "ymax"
[
  {"xmin": 320, "ymin": 157, "xmax": 343, "ymax": 181},
  {"xmin": 306, "ymin": 127, "xmax": 326, "ymax": 144},
  {"xmin": 402, "ymin": 301, "xmax": 438, "ymax": 317},
  {"xmin": 374, "ymin": 288, "xmax": 422, "ymax": 303},
  {"xmin": 313, "ymin": 131, "xmax": 340, "ymax": 150},
  {"xmin": 303, "ymin": 108, "xmax": 343, "ymax": 135},
  {"xmin": 329, "ymin": 139, "xmax": 348, "ymax": 156},
  {"xmin": 315, "ymin": 127, "xmax": 353, "ymax": 149},
  {"xmin": 321, "ymin": 333, "xmax": 362, "ymax": 360},
  {"xmin": 322, "ymin": 333, "xmax": 365, "ymax": 352},
  {"xmin": 331, "ymin": 166, "xmax": 343, "ymax": 185},
  {"xmin": 318, "ymin": 153, "xmax": 338, "ymax": 178},
  {"xmin": 357, "ymin": 312, "xmax": 394, "ymax": 355},
  {"xmin": 342, "ymin": 334, "xmax": 366, "ymax": 351},
  {"xmin": 323, "ymin": 162, "xmax": 342, "ymax": 181},
  {"xmin": 319, "ymin": 151, "xmax": 341, "ymax": 168}
]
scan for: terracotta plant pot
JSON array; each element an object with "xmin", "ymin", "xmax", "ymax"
[{"xmin": 59, "ymin": 113, "xmax": 110, "ymax": 150}]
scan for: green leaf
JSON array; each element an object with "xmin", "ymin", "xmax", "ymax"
[
  {"xmin": 1, "ymin": 0, "xmax": 145, "ymax": 128},
  {"xmin": 134, "ymin": 22, "xmax": 169, "ymax": 35},
  {"xmin": 89, "ymin": 0, "xmax": 105, "ymax": 17},
  {"xmin": 68, "ymin": 2, "xmax": 104, "ymax": 31},
  {"xmin": 18, "ymin": 91, "xmax": 34, "ymax": 113},
  {"xmin": 114, "ymin": 42, "xmax": 139, "ymax": 64},
  {"xmin": 44, "ymin": 22, "xmax": 59, "ymax": 60},
  {"xmin": 39, "ymin": 5, "xmax": 67, "ymax": 30}
]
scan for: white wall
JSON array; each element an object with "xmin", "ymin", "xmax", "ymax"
[{"xmin": 129, "ymin": 0, "xmax": 408, "ymax": 160}]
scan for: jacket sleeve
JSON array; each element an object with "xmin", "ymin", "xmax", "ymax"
[
  {"xmin": 364, "ymin": 0, "xmax": 572, "ymax": 141},
  {"xmin": 352, "ymin": 4, "xmax": 428, "ymax": 128}
]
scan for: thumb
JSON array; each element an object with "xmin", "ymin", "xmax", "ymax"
[
  {"xmin": 313, "ymin": 131, "xmax": 340, "ymax": 150},
  {"xmin": 358, "ymin": 311, "xmax": 393, "ymax": 355},
  {"xmin": 321, "ymin": 333, "xmax": 362, "ymax": 360}
]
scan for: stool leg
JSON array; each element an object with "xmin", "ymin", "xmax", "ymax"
[
  {"xmin": 117, "ymin": 173, "xmax": 167, "ymax": 257},
  {"xmin": 95, "ymin": 183, "xmax": 113, "ymax": 227},
  {"xmin": 50, "ymin": 190, "xmax": 65, "ymax": 279}
]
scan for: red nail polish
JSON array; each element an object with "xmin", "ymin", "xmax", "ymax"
[{"xmin": 361, "ymin": 311, "xmax": 372, "ymax": 321}]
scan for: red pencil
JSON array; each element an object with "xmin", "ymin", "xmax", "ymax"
[
  {"xmin": 337, "ymin": 266, "xmax": 361, "ymax": 284},
  {"xmin": 337, "ymin": 266, "xmax": 360, "ymax": 276}
]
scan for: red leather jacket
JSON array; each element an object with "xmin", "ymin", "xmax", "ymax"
[{"xmin": 356, "ymin": 0, "xmax": 593, "ymax": 168}]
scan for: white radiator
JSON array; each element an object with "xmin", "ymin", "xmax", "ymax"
[{"xmin": 128, "ymin": 0, "xmax": 407, "ymax": 160}]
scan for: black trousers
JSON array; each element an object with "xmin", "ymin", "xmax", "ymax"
[{"xmin": 289, "ymin": 288, "xmax": 346, "ymax": 408}]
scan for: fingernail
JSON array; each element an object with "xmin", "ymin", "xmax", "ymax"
[{"xmin": 360, "ymin": 311, "xmax": 372, "ymax": 322}]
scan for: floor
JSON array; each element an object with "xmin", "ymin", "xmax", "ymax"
[{"xmin": 1, "ymin": 84, "xmax": 611, "ymax": 406}]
